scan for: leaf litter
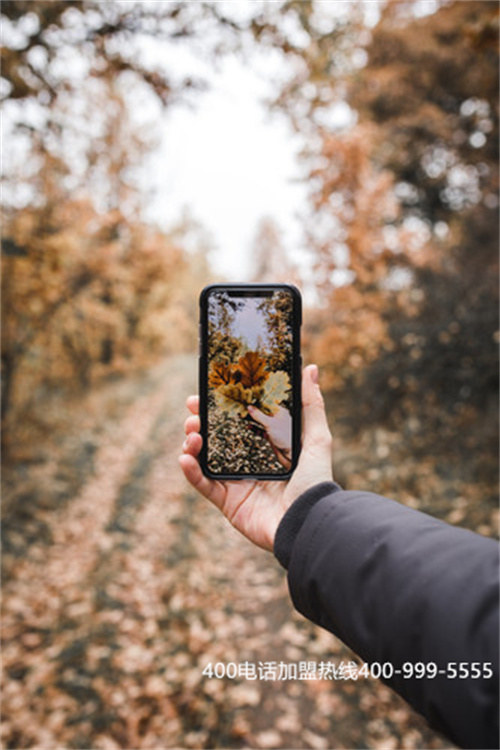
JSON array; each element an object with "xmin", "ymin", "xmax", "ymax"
[{"xmin": 2, "ymin": 354, "xmax": 486, "ymax": 749}]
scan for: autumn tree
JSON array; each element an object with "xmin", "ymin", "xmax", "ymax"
[
  {"xmin": 1, "ymin": 0, "xmax": 236, "ymax": 454},
  {"xmin": 345, "ymin": 0, "xmax": 499, "ymax": 452},
  {"xmin": 1, "ymin": 159, "xmax": 191, "ymax": 419},
  {"xmin": 1, "ymin": 0, "xmax": 251, "ymax": 209},
  {"xmin": 258, "ymin": 291, "xmax": 295, "ymax": 378},
  {"xmin": 262, "ymin": 1, "xmax": 498, "ymax": 466},
  {"xmin": 242, "ymin": 2, "xmax": 404, "ymax": 388}
]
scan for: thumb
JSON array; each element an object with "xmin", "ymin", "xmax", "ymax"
[
  {"xmin": 302, "ymin": 364, "xmax": 333, "ymax": 451},
  {"xmin": 247, "ymin": 405, "xmax": 271, "ymax": 428}
]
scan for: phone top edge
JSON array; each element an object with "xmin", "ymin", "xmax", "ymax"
[
  {"xmin": 200, "ymin": 282, "xmax": 302, "ymax": 296},
  {"xmin": 199, "ymin": 283, "xmax": 302, "ymax": 322}
]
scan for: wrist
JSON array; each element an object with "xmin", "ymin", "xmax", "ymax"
[{"xmin": 274, "ymin": 481, "xmax": 342, "ymax": 568}]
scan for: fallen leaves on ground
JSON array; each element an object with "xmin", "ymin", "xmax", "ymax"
[{"xmin": 3, "ymin": 354, "xmax": 493, "ymax": 749}]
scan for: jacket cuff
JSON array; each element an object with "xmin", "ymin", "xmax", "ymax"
[{"xmin": 274, "ymin": 481, "xmax": 342, "ymax": 569}]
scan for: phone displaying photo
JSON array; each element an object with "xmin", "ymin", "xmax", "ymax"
[{"xmin": 199, "ymin": 284, "xmax": 302, "ymax": 480}]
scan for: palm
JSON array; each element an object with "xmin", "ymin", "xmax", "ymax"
[
  {"xmin": 179, "ymin": 367, "xmax": 333, "ymax": 553},
  {"xmin": 191, "ymin": 435, "xmax": 330, "ymax": 551},
  {"xmin": 217, "ymin": 479, "xmax": 290, "ymax": 551}
]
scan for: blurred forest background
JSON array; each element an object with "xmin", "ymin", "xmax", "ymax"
[{"xmin": 2, "ymin": 2, "xmax": 498, "ymax": 749}]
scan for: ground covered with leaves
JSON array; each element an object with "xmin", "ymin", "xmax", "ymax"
[
  {"xmin": 207, "ymin": 409, "xmax": 284, "ymax": 476},
  {"xmin": 2, "ymin": 354, "xmax": 497, "ymax": 750}
]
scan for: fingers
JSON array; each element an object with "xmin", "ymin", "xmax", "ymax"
[
  {"xmin": 302, "ymin": 364, "xmax": 333, "ymax": 450},
  {"xmin": 186, "ymin": 395, "xmax": 199, "ymax": 415},
  {"xmin": 271, "ymin": 443, "xmax": 292, "ymax": 471},
  {"xmin": 178, "ymin": 453, "xmax": 225, "ymax": 507},
  {"xmin": 182, "ymin": 431, "xmax": 202, "ymax": 456},
  {"xmin": 180, "ymin": 397, "xmax": 226, "ymax": 507},
  {"xmin": 184, "ymin": 415, "xmax": 200, "ymax": 435},
  {"xmin": 184, "ymin": 395, "xmax": 200, "ymax": 435},
  {"xmin": 247, "ymin": 405, "xmax": 272, "ymax": 428}
]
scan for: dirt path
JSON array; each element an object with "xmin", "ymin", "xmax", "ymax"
[{"xmin": 1, "ymin": 355, "xmax": 451, "ymax": 750}]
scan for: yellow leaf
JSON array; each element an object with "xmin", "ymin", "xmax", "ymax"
[
  {"xmin": 215, "ymin": 382, "xmax": 254, "ymax": 417},
  {"xmin": 260, "ymin": 371, "xmax": 290, "ymax": 415}
]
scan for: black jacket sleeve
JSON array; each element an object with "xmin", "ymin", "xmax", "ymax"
[{"xmin": 274, "ymin": 482, "xmax": 499, "ymax": 749}]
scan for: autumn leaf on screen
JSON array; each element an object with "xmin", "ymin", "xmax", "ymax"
[
  {"xmin": 233, "ymin": 351, "xmax": 269, "ymax": 388},
  {"xmin": 208, "ymin": 362, "xmax": 234, "ymax": 388},
  {"xmin": 209, "ymin": 351, "xmax": 290, "ymax": 417},
  {"xmin": 260, "ymin": 371, "xmax": 291, "ymax": 415},
  {"xmin": 214, "ymin": 383, "xmax": 255, "ymax": 417}
]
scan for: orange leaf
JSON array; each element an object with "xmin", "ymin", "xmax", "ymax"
[
  {"xmin": 235, "ymin": 351, "xmax": 269, "ymax": 388},
  {"xmin": 208, "ymin": 361, "xmax": 234, "ymax": 388}
]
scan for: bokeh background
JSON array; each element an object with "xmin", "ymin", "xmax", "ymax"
[{"xmin": 2, "ymin": 2, "xmax": 498, "ymax": 749}]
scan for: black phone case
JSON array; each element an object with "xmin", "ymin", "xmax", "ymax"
[{"xmin": 199, "ymin": 283, "xmax": 302, "ymax": 480}]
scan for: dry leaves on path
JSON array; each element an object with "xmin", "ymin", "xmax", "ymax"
[{"xmin": 2, "ymin": 355, "xmax": 458, "ymax": 750}]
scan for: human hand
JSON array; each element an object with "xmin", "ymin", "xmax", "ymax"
[
  {"xmin": 178, "ymin": 364, "xmax": 333, "ymax": 552},
  {"xmin": 247, "ymin": 405, "xmax": 292, "ymax": 470}
]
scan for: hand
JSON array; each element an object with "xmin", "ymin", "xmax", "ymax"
[
  {"xmin": 179, "ymin": 364, "xmax": 334, "ymax": 552},
  {"xmin": 247, "ymin": 405, "xmax": 292, "ymax": 470}
]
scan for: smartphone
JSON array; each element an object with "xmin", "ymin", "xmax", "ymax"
[{"xmin": 199, "ymin": 283, "xmax": 302, "ymax": 480}]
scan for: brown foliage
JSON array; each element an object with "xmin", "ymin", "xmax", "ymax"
[
  {"xmin": 235, "ymin": 351, "xmax": 270, "ymax": 388},
  {"xmin": 208, "ymin": 362, "xmax": 234, "ymax": 388},
  {"xmin": 270, "ymin": 1, "xmax": 498, "ymax": 452},
  {"xmin": 303, "ymin": 127, "xmax": 400, "ymax": 389},
  {"xmin": 209, "ymin": 351, "xmax": 289, "ymax": 421},
  {"xmin": 1, "ymin": 188, "xmax": 204, "ymax": 458}
]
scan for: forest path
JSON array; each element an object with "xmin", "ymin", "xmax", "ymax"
[{"xmin": 1, "ymin": 354, "xmax": 448, "ymax": 750}]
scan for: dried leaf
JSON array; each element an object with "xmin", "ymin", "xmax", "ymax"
[
  {"xmin": 235, "ymin": 351, "xmax": 269, "ymax": 388},
  {"xmin": 214, "ymin": 383, "xmax": 254, "ymax": 417},
  {"xmin": 260, "ymin": 371, "xmax": 290, "ymax": 415},
  {"xmin": 208, "ymin": 361, "xmax": 234, "ymax": 388}
]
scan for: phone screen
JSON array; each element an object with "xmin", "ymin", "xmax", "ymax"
[{"xmin": 200, "ymin": 284, "xmax": 301, "ymax": 479}]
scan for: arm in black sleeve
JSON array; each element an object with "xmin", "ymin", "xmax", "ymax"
[{"xmin": 274, "ymin": 482, "xmax": 499, "ymax": 749}]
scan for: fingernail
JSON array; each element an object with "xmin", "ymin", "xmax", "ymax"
[
  {"xmin": 310, "ymin": 364, "xmax": 319, "ymax": 384},
  {"xmin": 182, "ymin": 436, "xmax": 190, "ymax": 451}
]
